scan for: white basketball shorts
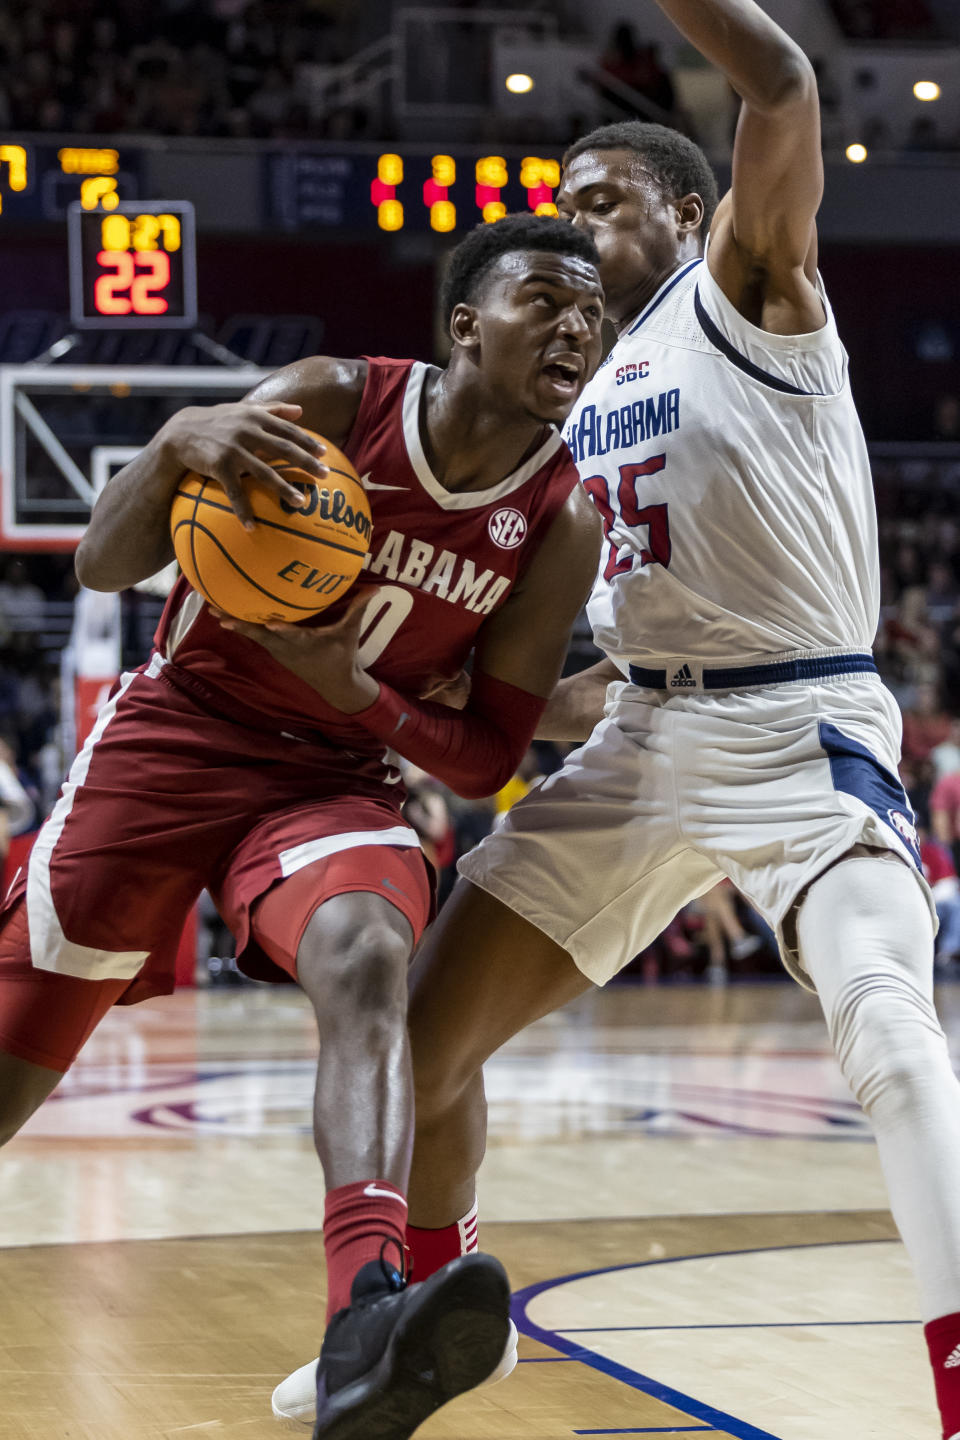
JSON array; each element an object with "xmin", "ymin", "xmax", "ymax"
[{"xmin": 459, "ymin": 673, "xmax": 935, "ymax": 988}]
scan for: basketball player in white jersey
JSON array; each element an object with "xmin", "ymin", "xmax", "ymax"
[{"xmin": 273, "ymin": 3, "xmax": 960, "ymax": 1434}]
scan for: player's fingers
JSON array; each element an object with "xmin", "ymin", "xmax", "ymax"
[
  {"xmin": 316, "ymin": 590, "xmax": 371, "ymax": 635},
  {"xmin": 217, "ymin": 614, "xmax": 284, "ymax": 648},
  {"xmin": 215, "ymin": 476, "xmax": 257, "ymax": 531},
  {"xmin": 254, "ymin": 434, "xmax": 329, "ymax": 478},
  {"xmin": 421, "ymin": 670, "xmax": 471, "ymax": 708},
  {"xmin": 262, "ymin": 403, "xmax": 303, "ymax": 420},
  {"xmin": 261, "ymin": 619, "xmax": 305, "ymax": 637},
  {"xmin": 224, "ymin": 452, "xmax": 307, "ymax": 509},
  {"xmin": 259, "ymin": 414, "xmax": 327, "ymax": 458}
]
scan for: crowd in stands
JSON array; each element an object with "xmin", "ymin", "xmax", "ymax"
[
  {"xmin": 596, "ymin": 24, "xmax": 677, "ymax": 124},
  {"xmin": 828, "ymin": 0, "xmax": 941, "ymax": 41},
  {"xmin": 3, "ymin": 1, "xmax": 959, "ymax": 153},
  {"xmin": 0, "ymin": 0, "xmax": 382, "ymax": 140}
]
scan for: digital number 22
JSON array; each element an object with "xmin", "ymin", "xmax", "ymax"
[{"xmin": 95, "ymin": 250, "xmax": 170, "ymax": 316}]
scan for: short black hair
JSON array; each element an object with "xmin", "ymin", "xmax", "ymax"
[
  {"xmin": 440, "ymin": 212, "xmax": 600, "ymax": 328},
  {"xmin": 564, "ymin": 122, "xmax": 719, "ymax": 237}
]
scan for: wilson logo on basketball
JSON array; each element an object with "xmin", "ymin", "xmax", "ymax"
[
  {"xmin": 280, "ymin": 482, "xmax": 373, "ymax": 544},
  {"xmin": 488, "ymin": 508, "xmax": 527, "ymax": 550}
]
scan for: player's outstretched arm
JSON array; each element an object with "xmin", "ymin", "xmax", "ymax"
[
  {"xmin": 74, "ymin": 356, "xmax": 365, "ymax": 593},
  {"xmin": 652, "ymin": 0, "xmax": 824, "ymax": 332}
]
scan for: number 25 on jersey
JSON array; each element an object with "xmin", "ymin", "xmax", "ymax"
[{"xmin": 583, "ymin": 454, "xmax": 671, "ymax": 581}]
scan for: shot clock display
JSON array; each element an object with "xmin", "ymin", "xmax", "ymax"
[{"xmin": 68, "ymin": 199, "xmax": 197, "ymax": 329}]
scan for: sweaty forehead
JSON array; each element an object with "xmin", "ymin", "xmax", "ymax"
[
  {"xmin": 559, "ymin": 149, "xmax": 658, "ymax": 199},
  {"xmin": 485, "ymin": 248, "xmax": 602, "ymax": 295}
]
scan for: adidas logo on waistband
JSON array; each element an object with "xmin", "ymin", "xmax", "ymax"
[
  {"xmin": 945, "ymin": 1344, "xmax": 960, "ymax": 1369},
  {"xmin": 671, "ymin": 664, "xmax": 697, "ymax": 688}
]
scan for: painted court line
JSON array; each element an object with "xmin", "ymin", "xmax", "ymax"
[{"xmin": 512, "ymin": 1239, "xmax": 898, "ymax": 1440}]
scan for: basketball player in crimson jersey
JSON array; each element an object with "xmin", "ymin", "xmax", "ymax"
[
  {"xmin": 274, "ymin": 4, "xmax": 960, "ymax": 1437},
  {"xmin": 0, "ymin": 214, "xmax": 604, "ymax": 1440}
]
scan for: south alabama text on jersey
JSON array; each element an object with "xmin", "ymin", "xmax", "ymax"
[
  {"xmin": 564, "ymin": 384, "xmax": 681, "ymax": 463},
  {"xmin": 563, "ymin": 252, "xmax": 881, "ymax": 670}
]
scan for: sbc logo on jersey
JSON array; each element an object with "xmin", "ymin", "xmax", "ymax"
[
  {"xmin": 488, "ymin": 508, "xmax": 527, "ymax": 549},
  {"xmin": 615, "ymin": 361, "xmax": 650, "ymax": 386}
]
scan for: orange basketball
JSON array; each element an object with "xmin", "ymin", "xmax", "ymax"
[{"xmin": 170, "ymin": 431, "xmax": 371, "ymax": 623}]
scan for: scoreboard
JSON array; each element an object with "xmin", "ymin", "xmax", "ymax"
[
  {"xmin": 0, "ymin": 142, "xmax": 141, "ymax": 221},
  {"xmin": 68, "ymin": 201, "xmax": 197, "ymax": 329},
  {"xmin": 0, "ymin": 138, "xmax": 563, "ymax": 236},
  {"xmin": 268, "ymin": 149, "xmax": 562, "ymax": 233}
]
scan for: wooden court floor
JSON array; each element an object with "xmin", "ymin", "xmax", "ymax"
[{"xmin": 1, "ymin": 981, "xmax": 956, "ymax": 1439}]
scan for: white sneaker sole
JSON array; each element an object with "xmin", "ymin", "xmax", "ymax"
[{"xmin": 271, "ymin": 1318, "xmax": 519, "ymax": 1426}]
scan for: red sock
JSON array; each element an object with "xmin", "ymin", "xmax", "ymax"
[
  {"xmin": 407, "ymin": 1198, "xmax": 478, "ymax": 1281},
  {"xmin": 323, "ymin": 1180, "xmax": 407, "ymax": 1321},
  {"xmin": 925, "ymin": 1312, "xmax": 960, "ymax": 1438}
]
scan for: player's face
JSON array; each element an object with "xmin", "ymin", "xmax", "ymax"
[
  {"xmin": 471, "ymin": 250, "xmax": 604, "ymax": 424},
  {"xmin": 556, "ymin": 150, "xmax": 684, "ymax": 325}
]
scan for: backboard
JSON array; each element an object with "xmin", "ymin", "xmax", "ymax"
[{"xmin": 0, "ymin": 364, "xmax": 270, "ymax": 551}]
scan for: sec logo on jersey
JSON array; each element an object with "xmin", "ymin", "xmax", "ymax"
[{"xmin": 488, "ymin": 508, "xmax": 527, "ymax": 549}]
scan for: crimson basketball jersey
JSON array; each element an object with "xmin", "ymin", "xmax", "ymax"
[{"xmin": 154, "ymin": 357, "xmax": 578, "ymax": 748}]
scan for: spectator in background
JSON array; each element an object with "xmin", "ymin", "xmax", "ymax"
[
  {"xmin": 919, "ymin": 825, "xmax": 960, "ymax": 967},
  {"xmin": 0, "ymin": 559, "xmax": 46, "ymax": 638},
  {"xmin": 495, "ymin": 748, "xmax": 544, "ymax": 814},
  {"xmin": 926, "ymin": 560, "xmax": 960, "ymax": 626},
  {"xmin": 932, "ymin": 718, "xmax": 960, "ymax": 782},
  {"xmin": 403, "ymin": 766, "xmax": 456, "ymax": 901},
  {"xmin": 902, "ymin": 681, "xmax": 951, "ymax": 764},
  {"xmin": 934, "ymin": 395, "xmax": 960, "ymax": 442},
  {"xmin": 0, "ymin": 736, "xmax": 34, "ymax": 857},
  {"xmin": 692, "ymin": 880, "xmax": 762, "ymax": 985},
  {"xmin": 598, "ymin": 22, "xmax": 676, "ymax": 119},
  {"xmin": 931, "ymin": 764, "xmax": 960, "ymax": 877}
]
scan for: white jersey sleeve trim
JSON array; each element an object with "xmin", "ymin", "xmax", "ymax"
[{"xmin": 697, "ymin": 237, "xmax": 848, "ymax": 399}]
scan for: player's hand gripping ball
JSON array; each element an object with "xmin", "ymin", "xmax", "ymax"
[{"xmin": 170, "ymin": 430, "xmax": 372, "ymax": 623}]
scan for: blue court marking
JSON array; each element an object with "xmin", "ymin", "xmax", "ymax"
[
  {"xmin": 520, "ymin": 1354, "xmax": 585, "ymax": 1362},
  {"xmin": 512, "ymin": 1238, "xmax": 900, "ymax": 1440}
]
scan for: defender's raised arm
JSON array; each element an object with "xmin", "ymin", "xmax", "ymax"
[{"xmin": 652, "ymin": 0, "xmax": 824, "ymax": 332}]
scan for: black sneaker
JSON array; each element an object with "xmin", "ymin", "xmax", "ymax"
[{"xmin": 312, "ymin": 1249, "xmax": 511, "ymax": 1440}]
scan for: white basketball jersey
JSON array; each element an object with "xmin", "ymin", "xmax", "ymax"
[{"xmin": 562, "ymin": 251, "xmax": 879, "ymax": 671}]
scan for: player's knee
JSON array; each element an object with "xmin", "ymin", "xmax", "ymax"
[
  {"xmin": 304, "ymin": 920, "xmax": 411, "ymax": 1032},
  {"xmin": 827, "ymin": 971, "xmax": 948, "ymax": 1118}
]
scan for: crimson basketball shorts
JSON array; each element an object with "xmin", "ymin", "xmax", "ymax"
[{"xmin": 0, "ymin": 655, "xmax": 433, "ymax": 1072}]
